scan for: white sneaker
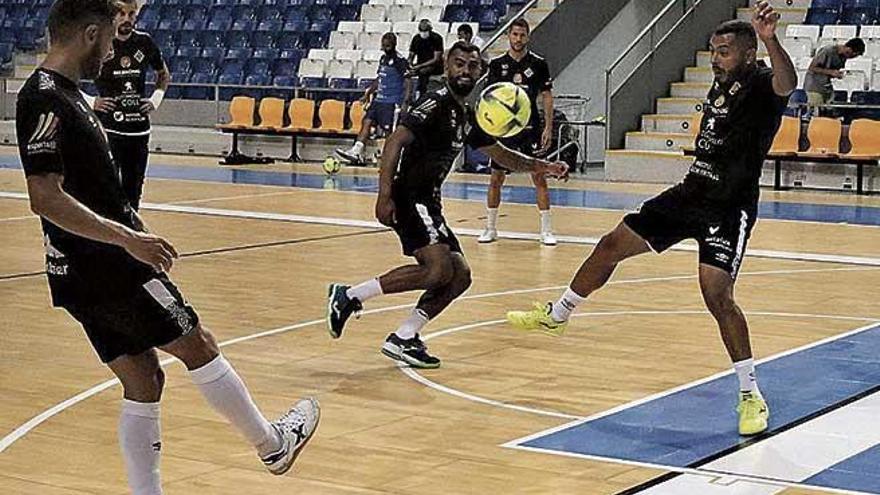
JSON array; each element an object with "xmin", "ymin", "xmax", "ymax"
[
  {"xmin": 478, "ymin": 228, "xmax": 498, "ymax": 243},
  {"xmin": 540, "ymin": 231, "xmax": 557, "ymax": 246},
  {"xmin": 261, "ymin": 397, "xmax": 321, "ymax": 475},
  {"xmin": 335, "ymin": 147, "xmax": 363, "ymax": 164}
]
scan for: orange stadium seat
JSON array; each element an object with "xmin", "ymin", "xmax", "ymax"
[
  {"xmin": 217, "ymin": 96, "xmax": 255, "ymax": 129},
  {"xmin": 283, "ymin": 98, "xmax": 316, "ymax": 132},
  {"xmin": 349, "ymin": 101, "xmax": 366, "ymax": 133},
  {"xmin": 843, "ymin": 119, "xmax": 880, "ymax": 159},
  {"xmin": 318, "ymin": 99, "xmax": 346, "ymax": 132},
  {"xmin": 799, "ymin": 117, "xmax": 842, "ymax": 158},
  {"xmin": 255, "ymin": 97, "xmax": 285, "ymax": 129},
  {"xmin": 768, "ymin": 116, "xmax": 800, "ymax": 156}
]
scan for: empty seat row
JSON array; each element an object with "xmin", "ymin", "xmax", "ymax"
[
  {"xmin": 769, "ymin": 116, "xmax": 880, "ymax": 158},
  {"xmin": 221, "ymin": 96, "xmax": 366, "ymax": 134}
]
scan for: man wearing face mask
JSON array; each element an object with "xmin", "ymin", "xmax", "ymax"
[
  {"xmin": 408, "ymin": 19, "xmax": 444, "ymax": 98},
  {"xmin": 85, "ymin": 0, "xmax": 170, "ymax": 210},
  {"xmin": 336, "ymin": 32, "xmax": 410, "ymax": 165},
  {"xmin": 17, "ymin": 2, "xmax": 321, "ymax": 493},
  {"xmin": 507, "ymin": 3, "xmax": 796, "ymax": 437},
  {"xmin": 326, "ymin": 42, "xmax": 568, "ymax": 369}
]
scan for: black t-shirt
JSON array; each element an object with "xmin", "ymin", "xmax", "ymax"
[
  {"xmin": 95, "ymin": 31, "xmax": 165, "ymax": 135},
  {"xmin": 686, "ymin": 66, "xmax": 789, "ymax": 208},
  {"xmin": 409, "ymin": 32, "xmax": 444, "ymax": 76},
  {"xmin": 16, "ymin": 68, "xmax": 152, "ymax": 307},
  {"xmin": 395, "ymin": 86, "xmax": 495, "ymax": 203},
  {"xmin": 487, "ymin": 51, "xmax": 552, "ymax": 127}
]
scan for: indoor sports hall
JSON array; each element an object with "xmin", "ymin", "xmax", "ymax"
[{"xmin": 3, "ymin": 0, "xmax": 880, "ymax": 494}]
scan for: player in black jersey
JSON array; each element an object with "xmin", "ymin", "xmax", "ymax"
[
  {"xmin": 325, "ymin": 42, "xmax": 568, "ymax": 369},
  {"xmin": 85, "ymin": 0, "xmax": 170, "ymax": 210},
  {"xmin": 507, "ymin": 3, "xmax": 796, "ymax": 437},
  {"xmin": 478, "ymin": 19, "xmax": 558, "ymax": 246},
  {"xmin": 18, "ymin": 1, "xmax": 317, "ymax": 492}
]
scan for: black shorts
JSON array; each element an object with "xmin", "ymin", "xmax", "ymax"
[
  {"xmin": 64, "ymin": 275, "xmax": 200, "ymax": 363},
  {"xmin": 492, "ymin": 126, "xmax": 541, "ymax": 171},
  {"xmin": 623, "ymin": 184, "xmax": 757, "ymax": 279},
  {"xmin": 365, "ymin": 102, "xmax": 397, "ymax": 133},
  {"xmin": 392, "ymin": 196, "xmax": 462, "ymax": 257}
]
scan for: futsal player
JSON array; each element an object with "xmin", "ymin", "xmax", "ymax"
[
  {"xmin": 17, "ymin": 2, "xmax": 319, "ymax": 493},
  {"xmin": 83, "ymin": 0, "xmax": 169, "ymax": 210},
  {"xmin": 326, "ymin": 42, "xmax": 568, "ymax": 368},
  {"xmin": 478, "ymin": 19, "xmax": 557, "ymax": 246},
  {"xmin": 506, "ymin": 3, "xmax": 796, "ymax": 436}
]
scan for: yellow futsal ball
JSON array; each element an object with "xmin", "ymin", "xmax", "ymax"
[
  {"xmin": 322, "ymin": 156, "xmax": 341, "ymax": 175},
  {"xmin": 476, "ymin": 82, "xmax": 531, "ymax": 138}
]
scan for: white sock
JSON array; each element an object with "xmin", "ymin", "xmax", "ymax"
[
  {"xmin": 733, "ymin": 358, "xmax": 760, "ymax": 395},
  {"xmin": 486, "ymin": 208, "xmax": 499, "ymax": 230},
  {"xmin": 395, "ymin": 308, "xmax": 430, "ymax": 340},
  {"xmin": 550, "ymin": 287, "xmax": 586, "ymax": 322},
  {"xmin": 540, "ymin": 209, "xmax": 552, "ymax": 233},
  {"xmin": 347, "ymin": 278, "xmax": 383, "ymax": 302},
  {"xmin": 352, "ymin": 141, "xmax": 365, "ymax": 155},
  {"xmin": 119, "ymin": 400, "xmax": 162, "ymax": 495},
  {"xmin": 189, "ymin": 355, "xmax": 280, "ymax": 457}
]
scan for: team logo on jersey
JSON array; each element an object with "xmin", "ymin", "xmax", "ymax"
[
  {"xmin": 134, "ymin": 50, "xmax": 145, "ymax": 63},
  {"xmin": 38, "ymin": 71, "xmax": 55, "ymax": 90},
  {"xmin": 523, "ymin": 68, "xmax": 534, "ymax": 78},
  {"xmin": 513, "ymin": 73, "xmax": 523, "ymax": 84},
  {"xmin": 120, "ymin": 56, "xmax": 131, "ymax": 68}
]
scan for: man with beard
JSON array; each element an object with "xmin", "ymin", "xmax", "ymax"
[
  {"xmin": 17, "ymin": 1, "xmax": 319, "ymax": 493},
  {"xmin": 336, "ymin": 32, "xmax": 411, "ymax": 165},
  {"xmin": 325, "ymin": 42, "xmax": 568, "ymax": 368},
  {"xmin": 86, "ymin": 0, "xmax": 170, "ymax": 210},
  {"xmin": 506, "ymin": 2, "xmax": 796, "ymax": 436}
]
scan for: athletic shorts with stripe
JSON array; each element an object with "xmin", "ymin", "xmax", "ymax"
[
  {"xmin": 623, "ymin": 184, "xmax": 757, "ymax": 279},
  {"xmin": 392, "ymin": 195, "xmax": 462, "ymax": 257},
  {"xmin": 64, "ymin": 274, "xmax": 200, "ymax": 363}
]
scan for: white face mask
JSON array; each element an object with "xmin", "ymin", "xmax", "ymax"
[{"xmin": 419, "ymin": 31, "xmax": 430, "ymax": 39}]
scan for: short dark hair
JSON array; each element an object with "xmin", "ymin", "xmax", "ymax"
[
  {"xmin": 447, "ymin": 41, "xmax": 480, "ymax": 60},
  {"xmin": 846, "ymin": 37, "xmax": 866, "ymax": 55},
  {"xmin": 457, "ymin": 24, "xmax": 473, "ymax": 37},
  {"xmin": 509, "ymin": 18, "xmax": 530, "ymax": 34},
  {"xmin": 382, "ymin": 32, "xmax": 397, "ymax": 43},
  {"xmin": 48, "ymin": 0, "xmax": 116, "ymax": 43},
  {"xmin": 713, "ymin": 19, "xmax": 757, "ymax": 51}
]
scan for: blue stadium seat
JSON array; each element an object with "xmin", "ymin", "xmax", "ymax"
[
  {"xmin": 300, "ymin": 76, "xmax": 327, "ymax": 88},
  {"xmin": 233, "ymin": 5, "xmax": 257, "ymax": 21},
  {"xmin": 140, "ymin": 18, "xmax": 159, "ymax": 32},
  {"xmin": 309, "ymin": 6, "xmax": 334, "ymax": 20},
  {"xmin": 852, "ymin": 91, "xmax": 880, "ymax": 104},
  {"xmin": 357, "ymin": 77, "xmax": 375, "ymax": 89},
  {"xmin": 177, "ymin": 31, "xmax": 201, "ymax": 47},
  {"xmin": 231, "ymin": 18, "xmax": 255, "ymax": 31},
  {"xmin": 283, "ymin": 20, "xmax": 310, "ymax": 32},
  {"xmin": 251, "ymin": 31, "xmax": 277, "ymax": 48},
  {"xmin": 158, "ymin": 18, "xmax": 183, "ymax": 31},
  {"xmin": 208, "ymin": 7, "xmax": 233, "ymax": 22},
  {"xmin": 273, "ymin": 75, "xmax": 299, "ymax": 88},
  {"xmin": 806, "ymin": 8, "xmax": 842, "ymax": 24},
  {"xmin": 812, "ymin": 0, "xmax": 843, "ymax": 8},
  {"xmin": 443, "ymin": 5, "xmax": 473, "ymax": 22},
  {"xmin": 176, "ymin": 46, "xmax": 202, "ymax": 58},
  {"xmin": 152, "ymin": 31, "xmax": 177, "ymax": 50},
  {"xmin": 273, "ymin": 59, "xmax": 299, "ymax": 77},
  {"xmin": 188, "ymin": 0, "xmax": 212, "ymax": 7},
  {"xmin": 140, "ymin": 7, "xmax": 161, "ymax": 23},
  {"xmin": 334, "ymin": 5, "xmax": 359, "ymax": 20},
  {"xmin": 259, "ymin": 6, "xmax": 285, "ymax": 21},
  {"xmin": 199, "ymin": 31, "xmax": 226, "ymax": 48},
  {"xmin": 476, "ymin": 8, "xmax": 500, "ymax": 30},
  {"xmin": 252, "ymin": 47, "xmax": 280, "ymax": 60},
  {"xmin": 185, "ymin": 5, "xmax": 209, "ymax": 20},
  {"xmin": 832, "ymin": 90, "xmax": 849, "ymax": 103},
  {"xmin": 277, "ymin": 32, "xmax": 302, "ymax": 49},
  {"xmin": 184, "ymin": 73, "xmax": 214, "ymax": 100},
  {"xmin": 283, "ymin": 6, "xmax": 310, "ymax": 21},
  {"xmin": 225, "ymin": 47, "xmax": 254, "ymax": 61},
  {"xmin": 182, "ymin": 18, "xmax": 207, "ymax": 31},
  {"xmin": 222, "ymin": 59, "xmax": 246, "ymax": 75},
  {"xmin": 299, "ymin": 31, "xmax": 329, "ymax": 49},
  {"xmin": 207, "ymin": 17, "xmax": 233, "ymax": 31},
  {"xmin": 226, "ymin": 31, "xmax": 252, "ymax": 48},
  {"xmin": 218, "ymin": 73, "xmax": 244, "ymax": 100},
  {"xmin": 169, "ymin": 57, "xmax": 193, "ymax": 74},
  {"xmin": 286, "ymin": 0, "xmax": 317, "ymax": 7},
  {"xmin": 308, "ymin": 20, "xmax": 335, "ymax": 33},
  {"xmin": 212, "ymin": 0, "xmax": 238, "ymax": 7},
  {"xmin": 201, "ymin": 46, "xmax": 227, "ymax": 61},
  {"xmin": 161, "ymin": 7, "xmax": 185, "ymax": 21},
  {"xmin": 31, "ymin": 6, "xmax": 50, "ymax": 21},
  {"xmin": 841, "ymin": 6, "xmax": 879, "ymax": 24},
  {"xmin": 315, "ymin": 0, "xmax": 341, "ymax": 7},
  {"xmin": 192, "ymin": 57, "xmax": 218, "ymax": 76},
  {"xmin": 245, "ymin": 73, "xmax": 270, "ymax": 87},
  {"xmin": 279, "ymin": 48, "xmax": 305, "ymax": 66},
  {"xmin": 246, "ymin": 59, "xmax": 272, "ymax": 77},
  {"xmin": 238, "ymin": 0, "xmax": 263, "ymax": 6},
  {"xmin": 258, "ymin": 20, "xmax": 284, "ymax": 31}
]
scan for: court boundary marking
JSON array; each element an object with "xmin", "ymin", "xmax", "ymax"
[
  {"xmin": 2, "ymin": 191, "xmax": 880, "ymax": 267},
  {"xmin": 2, "ymin": 266, "xmax": 877, "ymax": 455}
]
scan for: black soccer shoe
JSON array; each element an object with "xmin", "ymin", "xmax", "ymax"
[
  {"xmin": 381, "ymin": 333, "xmax": 441, "ymax": 369},
  {"xmin": 327, "ymin": 283, "xmax": 362, "ymax": 339}
]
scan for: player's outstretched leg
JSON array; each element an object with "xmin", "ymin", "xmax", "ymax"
[
  {"xmin": 327, "ymin": 244, "xmax": 456, "ymax": 339},
  {"xmin": 699, "ymin": 264, "xmax": 769, "ymax": 436},
  {"xmin": 160, "ymin": 325, "xmax": 320, "ymax": 475},
  {"xmin": 507, "ymin": 222, "xmax": 650, "ymax": 335},
  {"xmin": 381, "ymin": 252, "xmax": 471, "ymax": 368}
]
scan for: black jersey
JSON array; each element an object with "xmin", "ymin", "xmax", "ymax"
[
  {"xmin": 394, "ymin": 87, "xmax": 494, "ymax": 203},
  {"xmin": 686, "ymin": 67, "xmax": 789, "ymax": 208},
  {"xmin": 94, "ymin": 31, "xmax": 165, "ymax": 136},
  {"xmin": 16, "ymin": 68, "xmax": 153, "ymax": 307},
  {"xmin": 487, "ymin": 51, "xmax": 552, "ymax": 127}
]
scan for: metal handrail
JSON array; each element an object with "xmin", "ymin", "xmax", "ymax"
[{"xmin": 605, "ymin": 0, "xmax": 683, "ymax": 79}]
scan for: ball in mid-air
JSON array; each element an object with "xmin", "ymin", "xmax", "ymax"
[{"xmin": 476, "ymin": 82, "xmax": 532, "ymax": 138}]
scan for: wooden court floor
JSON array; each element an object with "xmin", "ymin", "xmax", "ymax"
[{"xmin": 2, "ymin": 155, "xmax": 880, "ymax": 494}]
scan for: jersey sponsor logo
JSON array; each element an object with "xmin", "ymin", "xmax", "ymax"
[
  {"xmin": 124, "ymin": 81, "xmax": 135, "ymax": 93},
  {"xmin": 113, "ymin": 111, "xmax": 125, "ymax": 122},
  {"xmin": 120, "ymin": 56, "xmax": 131, "ymax": 68},
  {"xmin": 688, "ymin": 160, "xmax": 720, "ymax": 181},
  {"xmin": 730, "ymin": 81, "xmax": 742, "ymax": 95},
  {"xmin": 704, "ymin": 117, "xmax": 717, "ymax": 132},
  {"xmin": 713, "ymin": 94, "xmax": 726, "ymax": 107}
]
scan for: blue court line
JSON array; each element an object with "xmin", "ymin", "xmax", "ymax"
[
  {"xmin": 806, "ymin": 444, "xmax": 880, "ymax": 493},
  {"xmin": 516, "ymin": 323, "xmax": 880, "ymax": 478},
  {"xmin": 3, "ymin": 157, "xmax": 880, "ymax": 226}
]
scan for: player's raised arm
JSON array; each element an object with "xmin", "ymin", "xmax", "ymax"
[
  {"xmin": 478, "ymin": 141, "xmax": 568, "ymax": 178},
  {"xmin": 753, "ymin": 1, "xmax": 796, "ymax": 96}
]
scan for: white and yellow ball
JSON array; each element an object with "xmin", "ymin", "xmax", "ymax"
[
  {"xmin": 322, "ymin": 156, "xmax": 341, "ymax": 175},
  {"xmin": 476, "ymin": 82, "xmax": 531, "ymax": 138}
]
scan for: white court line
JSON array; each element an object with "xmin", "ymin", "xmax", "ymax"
[
  {"xmin": 166, "ymin": 189, "xmax": 302, "ymax": 206},
  {"xmin": 2, "ymin": 267, "xmax": 875, "ymax": 454},
  {"xmin": 2, "ymin": 190, "xmax": 880, "ymax": 267},
  {"xmin": 0, "ymin": 214, "xmax": 35, "ymax": 223}
]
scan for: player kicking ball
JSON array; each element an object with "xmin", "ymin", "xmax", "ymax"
[
  {"xmin": 507, "ymin": 3, "xmax": 796, "ymax": 436},
  {"xmin": 326, "ymin": 42, "xmax": 568, "ymax": 369}
]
